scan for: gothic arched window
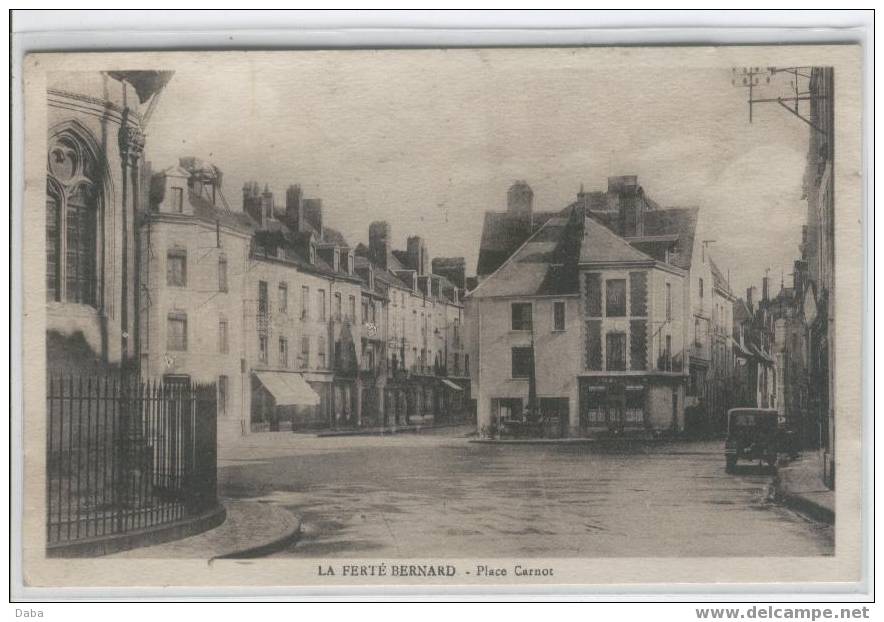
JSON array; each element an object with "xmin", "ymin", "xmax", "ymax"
[{"xmin": 46, "ymin": 133, "xmax": 100, "ymax": 305}]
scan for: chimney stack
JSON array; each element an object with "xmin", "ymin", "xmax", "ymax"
[
  {"xmin": 285, "ymin": 184, "xmax": 304, "ymax": 232},
  {"xmin": 746, "ymin": 286, "xmax": 756, "ymax": 312},
  {"xmin": 406, "ymin": 236, "xmax": 428, "ymax": 276},
  {"xmin": 369, "ymin": 221, "xmax": 392, "ymax": 271},
  {"xmin": 762, "ymin": 277, "xmax": 770, "ymax": 303},
  {"xmin": 507, "ymin": 180, "xmax": 534, "ymax": 219}
]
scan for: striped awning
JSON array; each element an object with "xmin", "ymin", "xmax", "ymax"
[
  {"xmin": 440, "ymin": 378, "xmax": 463, "ymax": 392},
  {"xmin": 255, "ymin": 372, "xmax": 320, "ymax": 407}
]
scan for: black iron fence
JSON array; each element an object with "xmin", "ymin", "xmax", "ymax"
[{"xmin": 46, "ymin": 376, "xmax": 218, "ymax": 547}]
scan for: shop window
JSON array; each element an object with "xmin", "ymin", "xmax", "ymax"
[
  {"xmin": 625, "ymin": 387, "xmax": 645, "ymax": 425},
  {"xmin": 581, "ymin": 385, "xmax": 606, "ymax": 425}
]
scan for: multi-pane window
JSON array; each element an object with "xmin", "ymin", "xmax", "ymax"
[
  {"xmin": 279, "ymin": 337, "xmax": 288, "ymax": 367},
  {"xmin": 218, "ymin": 318, "xmax": 229, "ymax": 353},
  {"xmin": 167, "ymin": 313, "xmax": 187, "ymax": 351},
  {"xmin": 605, "ymin": 279, "xmax": 626, "ymax": 317},
  {"xmin": 278, "ymin": 282, "xmax": 288, "ymax": 313},
  {"xmin": 218, "ymin": 256, "xmax": 228, "ymax": 292},
  {"xmin": 318, "ymin": 289, "xmax": 327, "ymax": 320},
  {"xmin": 300, "ymin": 336, "xmax": 310, "ymax": 367},
  {"xmin": 553, "ymin": 301, "xmax": 566, "ymax": 331},
  {"xmin": 511, "ymin": 302, "xmax": 533, "ymax": 331},
  {"xmin": 605, "ymin": 332, "xmax": 627, "ymax": 371},
  {"xmin": 301, "ymin": 286, "xmax": 309, "ymax": 319},
  {"xmin": 258, "ymin": 334, "xmax": 268, "ymax": 363},
  {"xmin": 585, "ymin": 274, "xmax": 602, "ymax": 317},
  {"xmin": 46, "ymin": 134, "xmax": 99, "ymax": 306},
  {"xmin": 317, "ymin": 336, "xmax": 327, "ymax": 368},
  {"xmin": 511, "ymin": 346, "xmax": 533, "ymax": 379},
  {"xmin": 167, "ymin": 249, "xmax": 187, "ymax": 287}
]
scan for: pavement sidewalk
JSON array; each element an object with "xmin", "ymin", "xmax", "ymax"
[
  {"xmin": 108, "ymin": 499, "xmax": 301, "ymax": 559},
  {"xmin": 775, "ymin": 451, "xmax": 835, "ymax": 524}
]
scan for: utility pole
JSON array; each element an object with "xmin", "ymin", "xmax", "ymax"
[{"xmin": 732, "ymin": 66, "xmax": 828, "ymax": 134}]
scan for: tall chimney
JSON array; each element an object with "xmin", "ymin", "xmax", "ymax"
[
  {"xmin": 369, "ymin": 221, "xmax": 392, "ymax": 270},
  {"xmin": 407, "ymin": 236, "xmax": 428, "ymax": 276},
  {"xmin": 746, "ymin": 286, "xmax": 756, "ymax": 312},
  {"xmin": 507, "ymin": 180, "xmax": 533, "ymax": 218},
  {"xmin": 762, "ymin": 277, "xmax": 769, "ymax": 303},
  {"xmin": 285, "ymin": 184, "xmax": 303, "ymax": 232}
]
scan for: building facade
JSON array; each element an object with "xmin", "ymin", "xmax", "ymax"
[
  {"xmin": 46, "ymin": 71, "xmax": 172, "ymax": 375},
  {"xmin": 467, "ymin": 182, "xmax": 698, "ymax": 438},
  {"xmin": 469, "ymin": 177, "xmax": 731, "ymax": 438},
  {"xmin": 138, "ymin": 165, "xmax": 469, "ymax": 443}
]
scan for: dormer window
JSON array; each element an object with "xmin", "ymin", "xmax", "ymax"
[{"xmin": 309, "ymin": 243, "xmax": 316, "ymax": 265}]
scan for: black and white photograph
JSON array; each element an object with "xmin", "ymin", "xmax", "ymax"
[{"xmin": 15, "ymin": 40, "xmax": 866, "ymax": 595}]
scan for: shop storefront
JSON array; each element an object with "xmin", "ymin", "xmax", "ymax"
[
  {"xmin": 250, "ymin": 371, "xmax": 322, "ymax": 432},
  {"xmin": 579, "ymin": 377, "xmax": 647, "ymax": 431}
]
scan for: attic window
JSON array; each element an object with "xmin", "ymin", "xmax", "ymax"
[
  {"xmin": 309, "ymin": 243, "xmax": 316, "ymax": 264},
  {"xmin": 171, "ymin": 187, "xmax": 184, "ymax": 213}
]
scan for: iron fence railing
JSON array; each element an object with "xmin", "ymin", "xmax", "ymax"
[{"xmin": 46, "ymin": 376, "xmax": 217, "ymax": 547}]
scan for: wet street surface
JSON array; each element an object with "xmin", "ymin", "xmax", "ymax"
[{"xmin": 219, "ymin": 430, "xmax": 833, "ymax": 558}]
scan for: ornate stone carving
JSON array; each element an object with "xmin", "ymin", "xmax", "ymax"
[{"xmin": 118, "ymin": 116, "xmax": 145, "ymax": 164}]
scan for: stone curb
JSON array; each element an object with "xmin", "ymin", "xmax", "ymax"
[
  {"xmin": 774, "ymin": 474, "xmax": 835, "ymax": 525},
  {"xmin": 213, "ymin": 511, "xmax": 302, "ymax": 560},
  {"xmin": 316, "ymin": 422, "xmax": 472, "ymax": 438}
]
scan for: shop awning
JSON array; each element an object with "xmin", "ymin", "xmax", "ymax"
[
  {"xmin": 255, "ymin": 372, "xmax": 321, "ymax": 407},
  {"xmin": 439, "ymin": 378, "xmax": 463, "ymax": 391}
]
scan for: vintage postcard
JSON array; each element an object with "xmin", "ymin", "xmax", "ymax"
[{"xmin": 18, "ymin": 45, "xmax": 864, "ymax": 592}]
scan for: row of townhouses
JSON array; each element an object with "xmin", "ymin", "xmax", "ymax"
[
  {"xmin": 464, "ymin": 177, "xmax": 735, "ymax": 438},
  {"xmin": 140, "ymin": 162, "xmax": 471, "ymax": 444}
]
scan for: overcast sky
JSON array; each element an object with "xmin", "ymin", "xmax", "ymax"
[{"xmin": 145, "ymin": 49, "xmax": 810, "ymax": 296}]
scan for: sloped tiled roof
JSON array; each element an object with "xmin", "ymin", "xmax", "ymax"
[
  {"xmin": 476, "ymin": 210, "xmax": 560, "ymax": 276},
  {"xmin": 640, "ymin": 207, "xmax": 698, "ymax": 270},
  {"xmin": 186, "ymin": 191, "xmax": 255, "ymax": 233},
  {"xmin": 579, "ymin": 217, "xmax": 656, "ymax": 265},
  {"xmin": 709, "ymin": 257, "xmax": 733, "ymax": 297}
]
